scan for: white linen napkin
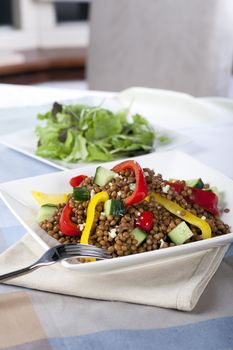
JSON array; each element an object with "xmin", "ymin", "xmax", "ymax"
[{"xmin": 0, "ymin": 233, "xmax": 228, "ymax": 311}]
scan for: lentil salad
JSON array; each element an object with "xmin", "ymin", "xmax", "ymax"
[{"xmin": 36, "ymin": 160, "xmax": 230, "ymax": 259}]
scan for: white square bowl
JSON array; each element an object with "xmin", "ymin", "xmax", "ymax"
[{"xmin": 0, "ymin": 150, "xmax": 232, "ymax": 273}]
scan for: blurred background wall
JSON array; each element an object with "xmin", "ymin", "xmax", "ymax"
[
  {"xmin": 88, "ymin": 0, "xmax": 233, "ymax": 97},
  {"xmin": 0, "ymin": 0, "xmax": 233, "ymax": 97}
]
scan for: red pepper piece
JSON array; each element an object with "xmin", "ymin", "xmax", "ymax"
[
  {"xmin": 59, "ymin": 203, "xmax": 81, "ymax": 236},
  {"xmin": 166, "ymin": 181, "xmax": 184, "ymax": 194},
  {"xmin": 111, "ymin": 160, "xmax": 148, "ymax": 206},
  {"xmin": 191, "ymin": 188, "xmax": 219, "ymax": 216},
  {"xmin": 167, "ymin": 181, "xmax": 219, "ymax": 216},
  {"xmin": 69, "ymin": 175, "xmax": 88, "ymax": 187},
  {"xmin": 136, "ymin": 211, "xmax": 153, "ymax": 231}
]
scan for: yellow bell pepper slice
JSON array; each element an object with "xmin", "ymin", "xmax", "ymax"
[
  {"xmin": 150, "ymin": 193, "xmax": 212, "ymax": 239},
  {"xmin": 32, "ymin": 191, "xmax": 68, "ymax": 206},
  {"xmin": 80, "ymin": 191, "xmax": 109, "ymax": 244}
]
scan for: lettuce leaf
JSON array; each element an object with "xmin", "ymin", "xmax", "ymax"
[{"xmin": 35, "ymin": 102, "xmax": 168, "ymax": 163}]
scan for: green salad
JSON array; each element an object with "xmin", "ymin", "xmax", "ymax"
[{"xmin": 35, "ymin": 102, "xmax": 169, "ymax": 163}]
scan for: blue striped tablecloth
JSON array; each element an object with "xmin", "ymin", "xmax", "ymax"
[{"xmin": 0, "ymin": 85, "xmax": 233, "ymax": 350}]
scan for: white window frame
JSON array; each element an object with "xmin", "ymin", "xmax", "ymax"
[{"xmin": 0, "ymin": 0, "xmax": 90, "ymax": 51}]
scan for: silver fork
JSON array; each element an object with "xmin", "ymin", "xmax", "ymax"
[{"xmin": 0, "ymin": 244, "xmax": 112, "ymax": 283}]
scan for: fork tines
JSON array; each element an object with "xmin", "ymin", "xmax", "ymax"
[
  {"xmin": 64, "ymin": 244, "xmax": 108, "ymax": 252},
  {"xmin": 63, "ymin": 244, "xmax": 112, "ymax": 259}
]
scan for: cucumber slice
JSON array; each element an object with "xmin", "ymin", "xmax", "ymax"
[
  {"xmin": 104, "ymin": 199, "xmax": 125, "ymax": 216},
  {"xmin": 94, "ymin": 166, "xmax": 115, "ymax": 187},
  {"xmin": 168, "ymin": 222, "xmax": 193, "ymax": 245},
  {"xmin": 73, "ymin": 186, "xmax": 90, "ymax": 201},
  {"xmin": 36, "ymin": 204, "xmax": 57, "ymax": 223},
  {"xmin": 186, "ymin": 178, "xmax": 204, "ymax": 189},
  {"xmin": 104, "ymin": 200, "xmax": 112, "ymax": 216},
  {"xmin": 131, "ymin": 228, "xmax": 147, "ymax": 246}
]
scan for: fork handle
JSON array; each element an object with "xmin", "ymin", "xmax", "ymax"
[{"xmin": 0, "ymin": 262, "xmax": 55, "ymax": 283}]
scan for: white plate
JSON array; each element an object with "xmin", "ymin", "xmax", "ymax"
[
  {"xmin": 2, "ymin": 86, "xmax": 228, "ymax": 171},
  {"xmin": 0, "ymin": 127, "xmax": 188, "ymax": 171},
  {"xmin": 0, "ymin": 151, "xmax": 232, "ymax": 273}
]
